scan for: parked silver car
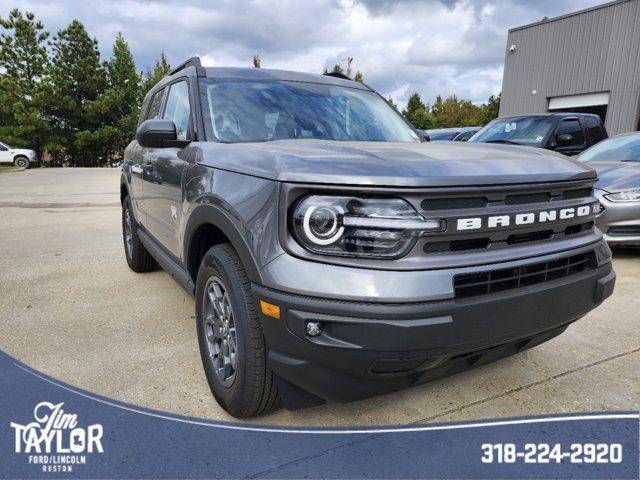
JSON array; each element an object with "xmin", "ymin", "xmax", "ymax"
[{"xmin": 579, "ymin": 132, "xmax": 640, "ymax": 246}]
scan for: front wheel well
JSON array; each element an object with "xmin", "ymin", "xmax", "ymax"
[
  {"xmin": 187, "ymin": 223, "xmax": 231, "ymax": 284},
  {"xmin": 120, "ymin": 183, "xmax": 128, "ymax": 204}
]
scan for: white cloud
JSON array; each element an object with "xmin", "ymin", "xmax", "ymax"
[{"xmin": 1, "ymin": 0, "xmax": 603, "ymax": 108}]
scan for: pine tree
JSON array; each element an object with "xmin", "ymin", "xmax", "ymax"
[
  {"xmin": 354, "ymin": 70, "xmax": 363, "ymax": 83},
  {"xmin": 0, "ymin": 9, "xmax": 49, "ymax": 158},
  {"xmin": 80, "ymin": 32, "xmax": 141, "ymax": 165},
  {"xmin": 140, "ymin": 52, "xmax": 170, "ymax": 100},
  {"xmin": 46, "ymin": 20, "xmax": 106, "ymax": 166},
  {"xmin": 402, "ymin": 92, "xmax": 426, "ymax": 118},
  {"xmin": 252, "ymin": 54, "xmax": 261, "ymax": 68}
]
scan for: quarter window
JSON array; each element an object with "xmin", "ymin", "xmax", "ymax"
[
  {"xmin": 147, "ymin": 89, "xmax": 165, "ymax": 120},
  {"xmin": 163, "ymin": 81, "xmax": 191, "ymax": 141},
  {"xmin": 556, "ymin": 119, "xmax": 584, "ymax": 146},
  {"xmin": 0, "ymin": 144, "xmax": 7, "ymax": 151}
]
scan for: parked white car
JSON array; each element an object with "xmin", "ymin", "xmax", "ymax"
[{"xmin": 0, "ymin": 142, "xmax": 37, "ymax": 168}]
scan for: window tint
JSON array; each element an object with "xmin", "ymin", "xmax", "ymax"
[
  {"xmin": 556, "ymin": 119, "xmax": 584, "ymax": 146},
  {"xmin": 146, "ymin": 89, "xmax": 165, "ymax": 120},
  {"xmin": 0, "ymin": 144, "xmax": 7, "ymax": 151},
  {"xmin": 163, "ymin": 81, "xmax": 191, "ymax": 140},
  {"xmin": 584, "ymin": 116, "xmax": 604, "ymax": 143}
]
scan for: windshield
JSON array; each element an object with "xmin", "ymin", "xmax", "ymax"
[
  {"xmin": 470, "ymin": 116, "xmax": 555, "ymax": 146},
  {"xmin": 428, "ymin": 131, "xmax": 458, "ymax": 141},
  {"xmin": 578, "ymin": 135, "xmax": 640, "ymax": 163},
  {"xmin": 199, "ymin": 79, "xmax": 419, "ymax": 143}
]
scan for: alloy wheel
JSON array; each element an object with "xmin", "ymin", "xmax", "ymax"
[{"xmin": 203, "ymin": 276, "xmax": 238, "ymax": 387}]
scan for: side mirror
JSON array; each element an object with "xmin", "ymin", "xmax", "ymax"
[
  {"xmin": 555, "ymin": 133, "xmax": 574, "ymax": 147},
  {"xmin": 136, "ymin": 119, "xmax": 190, "ymax": 148},
  {"xmin": 422, "ymin": 134, "xmax": 431, "ymax": 142}
]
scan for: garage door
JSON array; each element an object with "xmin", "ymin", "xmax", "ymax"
[{"xmin": 548, "ymin": 92, "xmax": 609, "ymax": 110}]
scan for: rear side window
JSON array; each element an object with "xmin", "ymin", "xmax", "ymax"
[
  {"xmin": 147, "ymin": 89, "xmax": 165, "ymax": 120},
  {"xmin": 556, "ymin": 119, "xmax": 584, "ymax": 146},
  {"xmin": 163, "ymin": 81, "xmax": 191, "ymax": 141},
  {"xmin": 585, "ymin": 116, "xmax": 604, "ymax": 144}
]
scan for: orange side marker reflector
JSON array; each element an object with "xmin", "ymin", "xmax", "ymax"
[{"xmin": 260, "ymin": 300, "xmax": 281, "ymax": 319}]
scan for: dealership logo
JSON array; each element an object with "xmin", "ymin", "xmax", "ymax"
[
  {"xmin": 10, "ymin": 401, "xmax": 104, "ymax": 473},
  {"xmin": 456, "ymin": 203, "xmax": 598, "ymax": 231}
]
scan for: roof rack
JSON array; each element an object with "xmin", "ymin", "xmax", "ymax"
[
  {"xmin": 323, "ymin": 71, "xmax": 352, "ymax": 81},
  {"xmin": 168, "ymin": 57, "xmax": 202, "ymax": 76}
]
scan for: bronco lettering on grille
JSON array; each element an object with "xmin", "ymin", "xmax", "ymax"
[{"xmin": 456, "ymin": 204, "xmax": 599, "ymax": 232}]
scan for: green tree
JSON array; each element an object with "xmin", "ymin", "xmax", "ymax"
[
  {"xmin": 353, "ymin": 70, "xmax": 363, "ymax": 83},
  {"xmin": 252, "ymin": 54, "xmax": 261, "ymax": 68},
  {"xmin": 411, "ymin": 108, "xmax": 436, "ymax": 129},
  {"xmin": 45, "ymin": 19, "xmax": 106, "ymax": 166},
  {"xmin": 80, "ymin": 32, "xmax": 141, "ymax": 164},
  {"xmin": 140, "ymin": 51, "xmax": 170, "ymax": 100},
  {"xmin": 431, "ymin": 94, "xmax": 483, "ymax": 128},
  {"xmin": 402, "ymin": 92, "xmax": 426, "ymax": 118},
  {"xmin": 0, "ymin": 9, "xmax": 50, "ymax": 159},
  {"xmin": 401, "ymin": 92, "xmax": 435, "ymax": 129},
  {"xmin": 482, "ymin": 93, "xmax": 501, "ymax": 125}
]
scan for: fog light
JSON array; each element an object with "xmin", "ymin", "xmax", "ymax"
[{"xmin": 306, "ymin": 322, "xmax": 322, "ymax": 336}]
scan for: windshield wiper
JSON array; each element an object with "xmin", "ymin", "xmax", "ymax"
[{"xmin": 485, "ymin": 139, "xmax": 522, "ymax": 146}]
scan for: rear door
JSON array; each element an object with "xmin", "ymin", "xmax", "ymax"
[{"xmin": 143, "ymin": 79, "xmax": 192, "ymax": 257}]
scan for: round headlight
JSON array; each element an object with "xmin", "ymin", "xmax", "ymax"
[{"xmin": 303, "ymin": 205, "xmax": 345, "ymax": 245}]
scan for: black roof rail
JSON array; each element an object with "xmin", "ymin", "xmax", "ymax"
[
  {"xmin": 323, "ymin": 71, "xmax": 352, "ymax": 81},
  {"xmin": 168, "ymin": 57, "xmax": 202, "ymax": 76}
]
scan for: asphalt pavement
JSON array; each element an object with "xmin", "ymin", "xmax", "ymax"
[{"xmin": 0, "ymin": 168, "xmax": 638, "ymax": 426}]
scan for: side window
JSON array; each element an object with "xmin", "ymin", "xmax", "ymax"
[
  {"xmin": 163, "ymin": 81, "xmax": 191, "ymax": 141},
  {"xmin": 146, "ymin": 89, "xmax": 165, "ymax": 120},
  {"xmin": 0, "ymin": 144, "xmax": 7, "ymax": 151},
  {"xmin": 556, "ymin": 119, "xmax": 584, "ymax": 146},
  {"xmin": 585, "ymin": 116, "xmax": 604, "ymax": 144}
]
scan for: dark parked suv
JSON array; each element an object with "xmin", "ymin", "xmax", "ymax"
[
  {"xmin": 121, "ymin": 58, "xmax": 615, "ymax": 417},
  {"xmin": 470, "ymin": 113, "xmax": 608, "ymax": 156}
]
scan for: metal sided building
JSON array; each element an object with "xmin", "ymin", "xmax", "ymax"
[{"xmin": 499, "ymin": 0, "xmax": 640, "ymax": 135}]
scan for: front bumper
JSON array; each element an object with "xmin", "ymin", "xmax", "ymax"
[
  {"xmin": 595, "ymin": 189, "xmax": 640, "ymax": 246},
  {"xmin": 254, "ymin": 244, "xmax": 615, "ymax": 407}
]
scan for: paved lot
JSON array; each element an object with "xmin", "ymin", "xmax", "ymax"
[{"xmin": 0, "ymin": 168, "xmax": 638, "ymax": 426}]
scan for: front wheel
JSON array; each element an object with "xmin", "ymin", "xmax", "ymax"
[
  {"xmin": 14, "ymin": 156, "xmax": 29, "ymax": 169},
  {"xmin": 195, "ymin": 243, "xmax": 280, "ymax": 418}
]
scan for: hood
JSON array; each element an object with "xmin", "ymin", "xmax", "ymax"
[
  {"xmin": 196, "ymin": 140, "xmax": 596, "ymax": 187},
  {"xmin": 589, "ymin": 161, "xmax": 640, "ymax": 193}
]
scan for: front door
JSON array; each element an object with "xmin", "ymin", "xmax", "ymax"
[
  {"xmin": 552, "ymin": 117, "xmax": 588, "ymax": 156},
  {"xmin": 130, "ymin": 88, "xmax": 166, "ymax": 223},
  {"xmin": 0, "ymin": 143, "xmax": 12, "ymax": 163},
  {"xmin": 143, "ymin": 80, "xmax": 192, "ymax": 257}
]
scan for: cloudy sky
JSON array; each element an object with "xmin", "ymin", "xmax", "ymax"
[{"xmin": 2, "ymin": 0, "xmax": 602, "ymax": 107}]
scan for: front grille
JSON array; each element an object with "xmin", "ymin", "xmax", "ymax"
[
  {"xmin": 453, "ymin": 251, "xmax": 596, "ymax": 298},
  {"xmin": 418, "ymin": 181, "xmax": 596, "ymax": 256}
]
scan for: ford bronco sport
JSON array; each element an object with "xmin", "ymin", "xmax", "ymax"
[{"xmin": 120, "ymin": 57, "xmax": 616, "ymax": 418}]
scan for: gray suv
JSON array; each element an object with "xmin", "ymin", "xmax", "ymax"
[{"xmin": 121, "ymin": 57, "xmax": 615, "ymax": 418}]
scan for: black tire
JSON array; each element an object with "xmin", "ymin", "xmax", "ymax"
[
  {"xmin": 122, "ymin": 196, "xmax": 157, "ymax": 272},
  {"xmin": 196, "ymin": 243, "xmax": 280, "ymax": 418},
  {"xmin": 14, "ymin": 156, "xmax": 29, "ymax": 169}
]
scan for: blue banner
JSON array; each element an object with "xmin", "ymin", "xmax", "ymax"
[{"xmin": 1, "ymin": 349, "xmax": 637, "ymax": 479}]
